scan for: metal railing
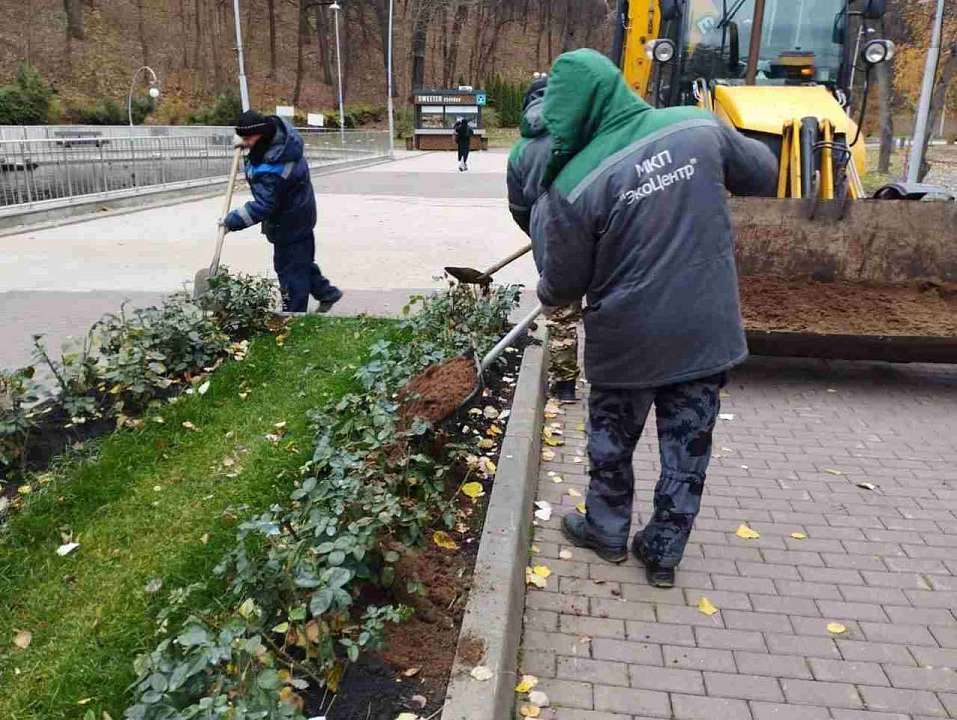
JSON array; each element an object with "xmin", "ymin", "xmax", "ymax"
[{"xmin": 0, "ymin": 127, "xmax": 391, "ymax": 214}]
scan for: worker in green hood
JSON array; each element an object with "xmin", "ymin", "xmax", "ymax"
[{"xmin": 533, "ymin": 49, "xmax": 776, "ymax": 588}]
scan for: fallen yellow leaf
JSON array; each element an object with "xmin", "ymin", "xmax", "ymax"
[
  {"xmin": 735, "ymin": 524, "xmax": 761, "ymax": 540},
  {"xmin": 515, "ymin": 674, "xmax": 539, "ymax": 693},
  {"xmin": 461, "ymin": 482, "xmax": 485, "ymax": 499},
  {"xmin": 182, "ymin": 421, "xmax": 199, "ymax": 431},
  {"xmin": 576, "ymin": 502, "xmax": 586, "ymax": 514},
  {"xmin": 697, "ymin": 597, "xmax": 719, "ymax": 616},
  {"xmin": 791, "ymin": 532, "xmax": 808, "ymax": 540},
  {"xmin": 12, "ymin": 630, "xmax": 31, "ymax": 650},
  {"xmin": 403, "ymin": 667, "xmax": 421, "ymax": 678},
  {"xmin": 519, "ymin": 706, "xmax": 541, "ymax": 718},
  {"xmin": 525, "ymin": 567, "xmax": 547, "ymax": 588},
  {"xmin": 530, "ymin": 544, "xmax": 541, "ymax": 553},
  {"xmin": 532, "ymin": 565, "xmax": 551, "ymax": 579},
  {"xmin": 826, "ymin": 622, "xmax": 848, "ymax": 635},
  {"xmin": 824, "ymin": 468, "xmax": 843, "ymax": 476},
  {"xmin": 568, "ymin": 488, "xmax": 582, "ymax": 498},
  {"xmin": 432, "ymin": 531, "xmax": 459, "ymax": 550},
  {"xmin": 543, "ymin": 436, "xmax": 564, "ymax": 447},
  {"xmin": 541, "ymin": 449, "xmax": 556, "ymax": 461},
  {"xmin": 488, "ymin": 425, "xmax": 503, "ymax": 436}
]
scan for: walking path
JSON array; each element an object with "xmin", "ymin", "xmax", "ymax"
[{"xmin": 521, "ymin": 357, "xmax": 957, "ymax": 720}]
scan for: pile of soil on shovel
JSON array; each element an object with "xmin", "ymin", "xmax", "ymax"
[
  {"xmin": 740, "ymin": 276, "xmax": 957, "ymax": 336},
  {"xmin": 396, "ymin": 355, "xmax": 478, "ymax": 429}
]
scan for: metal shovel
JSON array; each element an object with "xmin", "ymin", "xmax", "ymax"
[
  {"xmin": 445, "ymin": 243, "xmax": 532, "ymax": 285},
  {"xmin": 193, "ymin": 146, "xmax": 244, "ymax": 300}
]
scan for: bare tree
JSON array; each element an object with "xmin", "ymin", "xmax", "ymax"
[
  {"xmin": 313, "ymin": 3, "xmax": 334, "ymax": 85},
  {"xmin": 267, "ymin": 0, "xmax": 278, "ymax": 78},
  {"xmin": 293, "ymin": 0, "xmax": 310, "ymax": 105},
  {"xmin": 876, "ymin": 59, "xmax": 894, "ymax": 174},
  {"xmin": 178, "ymin": 0, "xmax": 190, "ymax": 68},
  {"xmin": 63, "ymin": 0, "xmax": 84, "ymax": 40},
  {"xmin": 919, "ymin": 41, "xmax": 957, "ymax": 182},
  {"xmin": 136, "ymin": 0, "xmax": 150, "ymax": 66}
]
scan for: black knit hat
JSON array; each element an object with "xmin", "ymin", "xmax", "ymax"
[
  {"xmin": 235, "ymin": 110, "xmax": 271, "ymax": 137},
  {"xmin": 523, "ymin": 76, "xmax": 549, "ymax": 111}
]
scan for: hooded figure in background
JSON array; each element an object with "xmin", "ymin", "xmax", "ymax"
[
  {"xmin": 534, "ymin": 49, "xmax": 776, "ymax": 588},
  {"xmin": 506, "ymin": 74, "xmax": 580, "ymax": 402},
  {"xmin": 223, "ymin": 110, "xmax": 342, "ymax": 313},
  {"xmin": 453, "ymin": 116, "xmax": 474, "ymax": 171}
]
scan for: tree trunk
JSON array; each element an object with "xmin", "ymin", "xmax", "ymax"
[
  {"xmin": 918, "ymin": 42, "xmax": 957, "ymax": 183},
  {"xmin": 63, "ymin": 0, "xmax": 84, "ymax": 40},
  {"xmin": 206, "ymin": 0, "xmax": 223, "ymax": 87},
  {"xmin": 293, "ymin": 0, "xmax": 308, "ymax": 106},
  {"xmin": 314, "ymin": 4, "xmax": 334, "ymax": 85},
  {"xmin": 193, "ymin": 0, "xmax": 204, "ymax": 86},
  {"xmin": 443, "ymin": 1, "xmax": 468, "ymax": 87},
  {"xmin": 267, "ymin": 0, "xmax": 278, "ymax": 79},
  {"xmin": 178, "ymin": 0, "xmax": 189, "ymax": 67},
  {"xmin": 876, "ymin": 59, "xmax": 894, "ymax": 174},
  {"xmin": 136, "ymin": 0, "xmax": 149, "ymax": 66},
  {"xmin": 546, "ymin": 0, "xmax": 553, "ymax": 63},
  {"xmin": 410, "ymin": 0, "xmax": 429, "ymax": 92}
]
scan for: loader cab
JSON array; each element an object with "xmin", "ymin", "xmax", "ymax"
[{"xmin": 651, "ymin": 0, "xmax": 855, "ymax": 108}]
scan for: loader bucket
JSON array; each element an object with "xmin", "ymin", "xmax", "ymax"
[{"xmin": 730, "ymin": 198, "xmax": 957, "ymax": 363}]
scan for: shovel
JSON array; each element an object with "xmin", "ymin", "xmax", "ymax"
[
  {"xmin": 193, "ymin": 146, "xmax": 244, "ymax": 300},
  {"xmin": 445, "ymin": 243, "xmax": 532, "ymax": 285}
]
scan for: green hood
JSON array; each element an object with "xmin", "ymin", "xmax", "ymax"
[{"xmin": 542, "ymin": 48, "xmax": 651, "ymax": 186}]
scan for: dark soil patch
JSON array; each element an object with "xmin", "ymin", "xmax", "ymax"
[
  {"xmin": 741, "ymin": 276, "xmax": 957, "ymax": 336},
  {"xmin": 311, "ymin": 345, "xmax": 526, "ymax": 720},
  {"xmin": 397, "ymin": 355, "xmax": 477, "ymax": 428}
]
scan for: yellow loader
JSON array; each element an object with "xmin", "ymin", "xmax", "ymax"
[{"xmin": 612, "ymin": 0, "xmax": 957, "ymax": 362}]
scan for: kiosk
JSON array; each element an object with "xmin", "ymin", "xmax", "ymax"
[{"xmin": 410, "ymin": 88, "xmax": 488, "ymax": 151}]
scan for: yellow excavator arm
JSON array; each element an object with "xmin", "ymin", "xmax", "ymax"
[{"xmin": 618, "ymin": 0, "xmax": 662, "ymax": 98}]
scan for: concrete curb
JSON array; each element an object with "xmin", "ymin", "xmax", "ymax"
[
  {"xmin": 440, "ymin": 324, "xmax": 548, "ymax": 720},
  {"xmin": 0, "ymin": 155, "xmax": 393, "ymax": 236}
]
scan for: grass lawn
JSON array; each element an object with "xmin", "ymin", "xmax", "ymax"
[
  {"xmin": 862, "ymin": 145, "xmax": 906, "ymax": 195},
  {"xmin": 0, "ymin": 316, "xmax": 394, "ymax": 719},
  {"xmin": 486, "ymin": 126, "xmax": 520, "ymax": 149}
]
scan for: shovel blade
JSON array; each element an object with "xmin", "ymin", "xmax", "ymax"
[
  {"xmin": 192, "ymin": 268, "xmax": 211, "ymax": 300},
  {"xmin": 444, "ymin": 266, "xmax": 491, "ymax": 285}
]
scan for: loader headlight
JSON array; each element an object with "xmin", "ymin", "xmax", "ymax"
[
  {"xmin": 862, "ymin": 38, "xmax": 895, "ymax": 65},
  {"xmin": 646, "ymin": 39, "xmax": 676, "ymax": 64}
]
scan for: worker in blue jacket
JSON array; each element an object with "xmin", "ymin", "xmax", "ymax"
[{"xmin": 223, "ymin": 111, "xmax": 342, "ymax": 313}]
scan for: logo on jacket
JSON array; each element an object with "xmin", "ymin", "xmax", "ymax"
[{"xmin": 620, "ymin": 150, "xmax": 697, "ymax": 206}]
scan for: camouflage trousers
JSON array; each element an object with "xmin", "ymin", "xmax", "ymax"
[
  {"xmin": 547, "ymin": 303, "xmax": 581, "ymax": 383},
  {"xmin": 583, "ymin": 373, "xmax": 725, "ymax": 568}
]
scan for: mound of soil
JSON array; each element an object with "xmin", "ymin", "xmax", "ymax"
[
  {"xmin": 397, "ymin": 355, "xmax": 478, "ymax": 428},
  {"xmin": 741, "ymin": 276, "xmax": 957, "ymax": 336}
]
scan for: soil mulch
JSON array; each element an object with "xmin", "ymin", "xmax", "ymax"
[
  {"xmin": 741, "ymin": 276, "xmax": 957, "ymax": 336},
  {"xmin": 312, "ymin": 345, "xmax": 526, "ymax": 720}
]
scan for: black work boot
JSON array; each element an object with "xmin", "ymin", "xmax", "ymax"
[
  {"xmin": 550, "ymin": 379, "xmax": 577, "ymax": 403},
  {"xmin": 632, "ymin": 535, "xmax": 676, "ymax": 588},
  {"xmin": 317, "ymin": 288, "xmax": 343, "ymax": 314},
  {"xmin": 562, "ymin": 513, "xmax": 627, "ymax": 564}
]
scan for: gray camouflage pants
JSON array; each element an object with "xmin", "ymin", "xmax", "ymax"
[{"xmin": 584, "ymin": 373, "xmax": 724, "ymax": 568}]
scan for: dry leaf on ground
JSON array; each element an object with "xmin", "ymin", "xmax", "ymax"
[
  {"xmin": 432, "ymin": 531, "xmax": 459, "ymax": 551},
  {"xmin": 697, "ymin": 596, "xmax": 719, "ymax": 616},
  {"xmin": 735, "ymin": 524, "xmax": 760, "ymax": 540},
  {"xmin": 529, "ymin": 690, "xmax": 550, "ymax": 707},
  {"xmin": 826, "ymin": 622, "xmax": 848, "ymax": 635},
  {"xmin": 515, "ymin": 674, "xmax": 539, "ymax": 693},
  {"xmin": 790, "ymin": 532, "xmax": 808, "ymax": 540},
  {"xmin": 470, "ymin": 666, "xmax": 494, "ymax": 681},
  {"xmin": 461, "ymin": 482, "xmax": 485, "ymax": 499},
  {"xmin": 13, "ymin": 630, "xmax": 31, "ymax": 650}
]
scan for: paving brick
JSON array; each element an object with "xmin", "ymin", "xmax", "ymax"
[
  {"xmin": 627, "ymin": 664, "xmax": 705, "ymax": 694},
  {"xmin": 815, "ymin": 600, "xmax": 890, "ymax": 623},
  {"xmin": 882, "ymin": 664, "xmax": 957, "ymax": 692},
  {"xmin": 703, "ymin": 671, "xmax": 784, "ymax": 701},
  {"xmin": 733, "ymin": 651, "xmax": 812, "ymax": 679},
  {"xmin": 536, "ymin": 678, "xmax": 594, "ymax": 710},
  {"xmin": 557, "ymin": 656, "xmax": 629, "ymax": 687},
  {"xmin": 671, "ymin": 693, "xmax": 753, "ymax": 720},
  {"xmin": 765, "ymin": 633, "xmax": 841, "ymax": 659},
  {"xmin": 621, "ymin": 582, "xmax": 686, "ymax": 605},
  {"xmin": 822, "ymin": 553, "xmax": 889, "ymax": 571},
  {"xmin": 829, "ymin": 711, "xmax": 911, "ymax": 720},
  {"xmin": 527, "ymin": 590, "xmax": 590, "ymax": 615},
  {"xmin": 748, "ymin": 593, "xmax": 820, "ymax": 617},
  {"xmin": 526, "ymin": 609, "xmax": 560, "ymax": 631},
  {"xmin": 799, "ymin": 566, "xmax": 865, "ymax": 585},
  {"xmin": 883, "ymin": 605, "xmax": 956, "ymax": 626},
  {"xmin": 790, "ymin": 614, "xmax": 862, "ymax": 638},
  {"xmin": 663, "ymin": 645, "xmax": 736, "ymax": 673},
  {"xmin": 837, "ymin": 585, "xmax": 909, "ymax": 606},
  {"xmin": 860, "ymin": 622, "xmax": 939, "ymax": 647},
  {"xmin": 836, "ymin": 639, "xmax": 917, "ymax": 666},
  {"xmin": 807, "ymin": 657, "xmax": 889, "ymax": 685},
  {"xmin": 694, "ymin": 627, "xmax": 767, "ymax": 652},
  {"xmin": 553, "ymin": 708, "xmax": 630, "ymax": 720},
  {"xmin": 713, "ymin": 574, "xmax": 778, "ymax": 595},
  {"xmin": 774, "ymin": 579, "xmax": 843, "ymax": 600},
  {"xmin": 589, "ymin": 597, "xmax": 656, "ymax": 622},
  {"xmin": 883, "ymin": 556, "xmax": 949, "ymax": 575},
  {"xmin": 780, "ymin": 678, "xmax": 863, "ymax": 709},
  {"xmin": 930, "ymin": 625, "xmax": 957, "ymax": 649},
  {"xmin": 656, "ymin": 603, "xmax": 729, "ymax": 628},
  {"xmin": 861, "ymin": 570, "xmax": 930, "ymax": 589},
  {"xmin": 559, "ymin": 577, "xmax": 624, "ymax": 598},
  {"xmin": 559, "ymin": 614, "xmax": 626, "ymax": 639},
  {"xmin": 592, "ymin": 685, "xmax": 671, "ymax": 718},
  {"xmin": 760, "ymin": 549, "xmax": 824, "ymax": 566},
  {"xmin": 749, "ymin": 701, "xmax": 830, "ymax": 720},
  {"xmin": 521, "ymin": 650, "xmax": 557, "ymax": 678},
  {"xmin": 737, "ymin": 561, "xmax": 802, "ymax": 580},
  {"xmin": 720, "ymin": 609, "xmax": 794, "ymax": 634},
  {"xmin": 940, "ymin": 693, "xmax": 957, "ymax": 716},
  {"xmin": 525, "ymin": 630, "xmax": 592, "ymax": 656},
  {"xmin": 626, "ymin": 620, "xmax": 696, "ymax": 647},
  {"xmin": 909, "ymin": 645, "xmax": 957, "ymax": 669},
  {"xmin": 857, "ymin": 685, "xmax": 947, "ymax": 717},
  {"xmin": 590, "ymin": 638, "xmax": 662, "ymax": 666},
  {"xmin": 903, "ymin": 589, "xmax": 957, "ymax": 609}
]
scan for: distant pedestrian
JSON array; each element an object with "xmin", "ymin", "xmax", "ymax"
[
  {"xmin": 453, "ymin": 117, "xmax": 474, "ymax": 171},
  {"xmin": 222, "ymin": 110, "xmax": 342, "ymax": 313},
  {"xmin": 534, "ymin": 50, "xmax": 777, "ymax": 588}
]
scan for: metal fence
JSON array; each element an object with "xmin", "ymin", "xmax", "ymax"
[{"xmin": 0, "ymin": 127, "xmax": 391, "ymax": 213}]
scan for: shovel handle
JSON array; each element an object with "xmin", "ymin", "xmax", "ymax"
[
  {"xmin": 209, "ymin": 146, "xmax": 244, "ymax": 276},
  {"xmin": 480, "ymin": 303, "xmax": 543, "ymax": 373},
  {"xmin": 482, "ymin": 243, "xmax": 532, "ymax": 277}
]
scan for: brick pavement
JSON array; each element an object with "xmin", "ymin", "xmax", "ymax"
[{"xmin": 517, "ymin": 357, "xmax": 957, "ymax": 720}]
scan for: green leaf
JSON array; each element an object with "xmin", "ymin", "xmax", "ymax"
[
  {"xmin": 310, "ymin": 588, "xmax": 334, "ymax": 616},
  {"xmin": 176, "ymin": 626, "xmax": 209, "ymax": 647},
  {"xmin": 328, "ymin": 550, "xmax": 346, "ymax": 566},
  {"xmin": 288, "ymin": 606, "xmax": 307, "ymax": 622},
  {"xmin": 383, "ymin": 550, "xmax": 400, "ymax": 563},
  {"xmin": 148, "ymin": 672, "xmax": 168, "ymax": 692},
  {"xmin": 256, "ymin": 668, "xmax": 281, "ymax": 690}
]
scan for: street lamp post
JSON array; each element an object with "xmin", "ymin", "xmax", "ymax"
[
  {"xmin": 128, "ymin": 66, "xmax": 160, "ymax": 127},
  {"xmin": 330, "ymin": 2, "xmax": 346, "ymax": 144},
  {"xmin": 232, "ymin": 0, "xmax": 251, "ymax": 112},
  {"xmin": 907, "ymin": 0, "xmax": 946, "ymax": 184}
]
